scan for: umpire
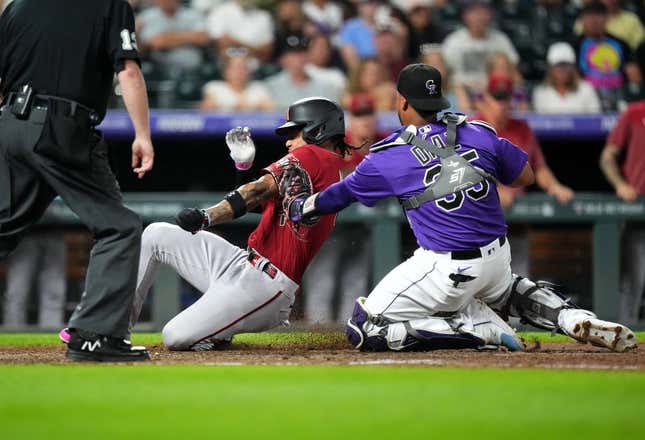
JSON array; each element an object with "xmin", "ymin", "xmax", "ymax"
[{"xmin": 0, "ymin": 0, "xmax": 154, "ymax": 362}]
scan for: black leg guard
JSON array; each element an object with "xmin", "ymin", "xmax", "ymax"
[{"xmin": 501, "ymin": 276, "xmax": 577, "ymax": 332}]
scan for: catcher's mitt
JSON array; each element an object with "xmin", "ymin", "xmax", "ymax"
[{"xmin": 280, "ymin": 165, "xmax": 319, "ymax": 226}]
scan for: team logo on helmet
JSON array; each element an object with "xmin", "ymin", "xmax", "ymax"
[{"xmin": 425, "ymin": 80, "xmax": 437, "ymax": 95}]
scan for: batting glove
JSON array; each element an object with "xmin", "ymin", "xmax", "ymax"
[
  {"xmin": 176, "ymin": 208, "xmax": 211, "ymax": 234},
  {"xmin": 225, "ymin": 126, "xmax": 255, "ymax": 170}
]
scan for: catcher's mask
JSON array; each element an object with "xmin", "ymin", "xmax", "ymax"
[{"xmin": 275, "ymin": 97, "xmax": 345, "ymax": 146}]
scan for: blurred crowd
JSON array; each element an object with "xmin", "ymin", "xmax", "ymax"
[
  {"xmin": 3, "ymin": 0, "xmax": 643, "ymax": 113},
  {"xmin": 101, "ymin": 0, "xmax": 645, "ymax": 113}
]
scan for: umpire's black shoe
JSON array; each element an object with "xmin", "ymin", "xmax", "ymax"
[{"xmin": 66, "ymin": 329, "xmax": 150, "ymax": 362}]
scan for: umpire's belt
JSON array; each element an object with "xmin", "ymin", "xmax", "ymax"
[
  {"xmin": 450, "ymin": 236, "xmax": 506, "ymax": 260},
  {"xmin": 3, "ymin": 93, "xmax": 100, "ymax": 125},
  {"xmin": 247, "ymin": 248, "xmax": 279, "ymax": 279}
]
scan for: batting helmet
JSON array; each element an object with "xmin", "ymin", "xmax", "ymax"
[{"xmin": 275, "ymin": 97, "xmax": 345, "ymax": 145}]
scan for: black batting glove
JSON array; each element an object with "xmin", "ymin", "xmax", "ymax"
[{"xmin": 176, "ymin": 208, "xmax": 210, "ymax": 234}]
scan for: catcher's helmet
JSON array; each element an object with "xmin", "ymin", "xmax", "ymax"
[{"xmin": 275, "ymin": 97, "xmax": 345, "ymax": 145}]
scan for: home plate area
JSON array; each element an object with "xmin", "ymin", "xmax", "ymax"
[{"xmin": 0, "ymin": 340, "xmax": 642, "ymax": 369}]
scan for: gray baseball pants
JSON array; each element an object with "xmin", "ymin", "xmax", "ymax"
[{"xmin": 131, "ymin": 222, "xmax": 298, "ymax": 350}]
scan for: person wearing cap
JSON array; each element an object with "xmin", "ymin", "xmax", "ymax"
[
  {"xmin": 265, "ymin": 32, "xmax": 341, "ymax": 110},
  {"xmin": 571, "ymin": 1, "xmax": 634, "ymax": 111},
  {"xmin": 441, "ymin": 0, "xmax": 519, "ymax": 95},
  {"xmin": 287, "ymin": 63, "xmax": 533, "ymax": 351},
  {"xmin": 533, "ymin": 42, "xmax": 601, "ymax": 114},
  {"xmin": 302, "ymin": 94, "xmax": 384, "ymax": 325},
  {"xmin": 472, "ymin": 71, "xmax": 574, "ymax": 276},
  {"xmin": 286, "ymin": 62, "xmax": 637, "ymax": 353}
]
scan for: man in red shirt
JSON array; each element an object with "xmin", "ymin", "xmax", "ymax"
[
  {"xmin": 601, "ymin": 100, "xmax": 645, "ymax": 323},
  {"xmin": 472, "ymin": 73, "xmax": 574, "ymax": 275},
  {"xmin": 130, "ymin": 97, "xmax": 350, "ymax": 350}
]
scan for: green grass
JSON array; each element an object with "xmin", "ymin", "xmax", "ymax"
[
  {"xmin": 1, "ymin": 365, "xmax": 644, "ymax": 440},
  {"xmin": 2, "ymin": 332, "xmax": 644, "ymax": 439},
  {"xmin": 1, "ymin": 331, "xmax": 644, "ymax": 347}
]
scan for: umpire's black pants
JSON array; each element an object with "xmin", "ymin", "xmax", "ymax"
[{"xmin": 0, "ymin": 101, "xmax": 141, "ymax": 338}]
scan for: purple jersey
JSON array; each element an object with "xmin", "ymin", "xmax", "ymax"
[{"xmin": 343, "ymin": 120, "xmax": 528, "ymax": 251}]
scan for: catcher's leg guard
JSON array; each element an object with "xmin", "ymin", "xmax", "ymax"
[
  {"xmin": 497, "ymin": 276, "xmax": 637, "ymax": 352},
  {"xmin": 345, "ymin": 298, "xmax": 523, "ymax": 352},
  {"xmin": 497, "ymin": 276, "xmax": 575, "ymax": 332}
]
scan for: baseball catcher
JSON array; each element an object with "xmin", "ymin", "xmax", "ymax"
[{"xmin": 287, "ymin": 64, "xmax": 637, "ymax": 353}]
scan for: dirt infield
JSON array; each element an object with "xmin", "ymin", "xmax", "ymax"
[{"xmin": 1, "ymin": 341, "xmax": 643, "ymax": 369}]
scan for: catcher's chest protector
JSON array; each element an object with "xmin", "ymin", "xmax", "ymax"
[{"xmin": 398, "ymin": 114, "xmax": 495, "ymax": 210}]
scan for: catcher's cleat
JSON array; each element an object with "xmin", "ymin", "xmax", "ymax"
[
  {"xmin": 558, "ymin": 309, "xmax": 637, "ymax": 352},
  {"xmin": 58, "ymin": 328, "xmax": 71, "ymax": 344},
  {"xmin": 66, "ymin": 329, "xmax": 150, "ymax": 362}
]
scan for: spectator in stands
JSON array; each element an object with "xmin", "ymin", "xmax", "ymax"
[
  {"xmin": 199, "ymin": 48, "xmax": 274, "ymax": 112},
  {"xmin": 338, "ymin": 0, "xmax": 381, "ymax": 71},
  {"xmin": 574, "ymin": 0, "xmax": 645, "ymax": 50},
  {"xmin": 533, "ymin": 42, "xmax": 602, "ymax": 113},
  {"xmin": 600, "ymin": 100, "xmax": 645, "ymax": 323},
  {"xmin": 302, "ymin": 94, "xmax": 380, "ymax": 326},
  {"xmin": 374, "ymin": 18, "xmax": 410, "ymax": 82},
  {"xmin": 3, "ymin": 231, "xmax": 66, "ymax": 330},
  {"xmin": 207, "ymin": 0, "xmax": 274, "ymax": 63},
  {"xmin": 484, "ymin": 51, "xmax": 529, "ymax": 111},
  {"xmin": 265, "ymin": 32, "xmax": 340, "ymax": 110},
  {"xmin": 406, "ymin": 1, "xmax": 445, "ymax": 60},
  {"xmin": 344, "ymin": 58, "xmax": 397, "ymax": 111},
  {"xmin": 572, "ymin": 1, "xmax": 634, "ymax": 111},
  {"xmin": 420, "ymin": 44, "xmax": 465, "ymax": 113},
  {"xmin": 305, "ymin": 33, "xmax": 347, "ymax": 92},
  {"xmin": 441, "ymin": 0, "xmax": 519, "ymax": 101},
  {"xmin": 137, "ymin": 0, "xmax": 211, "ymax": 71},
  {"xmin": 472, "ymin": 75, "xmax": 574, "ymax": 275},
  {"xmin": 303, "ymin": 0, "xmax": 344, "ymax": 34}
]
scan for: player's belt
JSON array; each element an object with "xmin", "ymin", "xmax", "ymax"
[
  {"xmin": 247, "ymin": 248, "xmax": 279, "ymax": 279},
  {"xmin": 450, "ymin": 236, "xmax": 507, "ymax": 260}
]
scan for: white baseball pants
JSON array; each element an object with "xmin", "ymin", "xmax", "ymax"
[{"xmin": 365, "ymin": 237, "xmax": 512, "ymax": 320}]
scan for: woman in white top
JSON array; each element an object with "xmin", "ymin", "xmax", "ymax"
[
  {"xmin": 200, "ymin": 49, "xmax": 274, "ymax": 112},
  {"xmin": 532, "ymin": 42, "xmax": 601, "ymax": 114}
]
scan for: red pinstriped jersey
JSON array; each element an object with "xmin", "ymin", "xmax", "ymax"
[{"xmin": 247, "ymin": 144, "xmax": 347, "ymax": 283}]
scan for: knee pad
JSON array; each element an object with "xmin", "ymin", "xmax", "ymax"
[{"xmin": 504, "ymin": 276, "xmax": 576, "ymax": 332}]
